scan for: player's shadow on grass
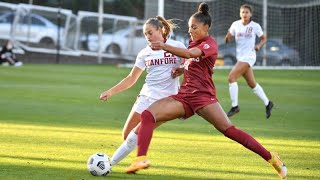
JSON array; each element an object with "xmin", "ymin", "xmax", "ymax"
[
  {"xmin": 2, "ymin": 123, "xmax": 120, "ymax": 137},
  {"xmin": 0, "ymin": 154, "xmax": 83, "ymax": 164},
  {"xmin": 0, "ymin": 154, "xmax": 312, "ymax": 179},
  {"xmin": 0, "ymin": 163, "xmax": 224, "ymax": 180}
]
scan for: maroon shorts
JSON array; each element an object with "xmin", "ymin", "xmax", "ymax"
[{"xmin": 170, "ymin": 92, "xmax": 219, "ymax": 119}]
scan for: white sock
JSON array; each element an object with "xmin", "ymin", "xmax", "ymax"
[
  {"xmin": 110, "ymin": 131, "xmax": 137, "ymax": 166},
  {"xmin": 252, "ymin": 83, "xmax": 269, "ymax": 106},
  {"xmin": 229, "ymin": 82, "xmax": 238, "ymax": 107}
]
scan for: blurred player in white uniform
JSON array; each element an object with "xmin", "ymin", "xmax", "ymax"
[
  {"xmin": 224, "ymin": 4, "xmax": 274, "ymax": 118},
  {"xmin": 99, "ymin": 16, "xmax": 186, "ymax": 166}
]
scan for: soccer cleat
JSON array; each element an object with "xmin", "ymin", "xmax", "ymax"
[
  {"xmin": 266, "ymin": 101, "xmax": 274, "ymax": 119},
  {"xmin": 268, "ymin": 152, "xmax": 287, "ymax": 179},
  {"xmin": 227, "ymin": 106, "xmax": 240, "ymax": 117},
  {"xmin": 125, "ymin": 156, "xmax": 151, "ymax": 174}
]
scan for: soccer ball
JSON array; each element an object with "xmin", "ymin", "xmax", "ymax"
[{"xmin": 87, "ymin": 153, "xmax": 112, "ymax": 176}]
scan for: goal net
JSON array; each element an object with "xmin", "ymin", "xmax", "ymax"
[{"xmin": 145, "ymin": 0, "xmax": 320, "ymax": 66}]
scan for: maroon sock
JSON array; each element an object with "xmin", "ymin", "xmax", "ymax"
[
  {"xmin": 224, "ymin": 126, "xmax": 272, "ymax": 161},
  {"xmin": 137, "ymin": 110, "xmax": 155, "ymax": 156}
]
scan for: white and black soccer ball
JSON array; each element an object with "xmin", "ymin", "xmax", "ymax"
[{"xmin": 87, "ymin": 153, "xmax": 112, "ymax": 176}]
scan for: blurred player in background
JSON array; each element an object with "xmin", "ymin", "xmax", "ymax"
[
  {"xmin": 126, "ymin": 2, "xmax": 287, "ymax": 179},
  {"xmin": 224, "ymin": 4, "xmax": 273, "ymax": 118},
  {"xmin": 0, "ymin": 40, "xmax": 23, "ymax": 67},
  {"xmin": 99, "ymin": 16, "xmax": 186, "ymax": 166}
]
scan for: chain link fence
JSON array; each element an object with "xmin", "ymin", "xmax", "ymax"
[{"xmin": 1, "ymin": 1, "xmax": 319, "ymax": 66}]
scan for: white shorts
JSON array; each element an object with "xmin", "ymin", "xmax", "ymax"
[
  {"xmin": 131, "ymin": 95, "xmax": 158, "ymax": 114},
  {"xmin": 237, "ymin": 56, "xmax": 256, "ymax": 67}
]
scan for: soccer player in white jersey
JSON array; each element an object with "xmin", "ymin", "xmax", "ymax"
[
  {"xmin": 99, "ymin": 16, "xmax": 186, "ymax": 166},
  {"xmin": 224, "ymin": 4, "xmax": 274, "ymax": 118}
]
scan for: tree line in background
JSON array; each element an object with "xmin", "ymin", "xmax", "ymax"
[{"xmin": 2, "ymin": 0, "xmax": 145, "ymax": 19}]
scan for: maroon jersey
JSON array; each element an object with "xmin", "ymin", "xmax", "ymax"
[{"xmin": 179, "ymin": 36, "xmax": 218, "ymax": 96}]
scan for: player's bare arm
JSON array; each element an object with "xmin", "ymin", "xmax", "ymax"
[
  {"xmin": 225, "ymin": 32, "xmax": 232, "ymax": 43},
  {"xmin": 150, "ymin": 41, "xmax": 202, "ymax": 59},
  {"xmin": 100, "ymin": 66, "xmax": 143, "ymax": 101},
  {"xmin": 255, "ymin": 34, "xmax": 266, "ymax": 51}
]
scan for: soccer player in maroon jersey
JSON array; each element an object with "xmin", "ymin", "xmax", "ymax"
[{"xmin": 125, "ymin": 2, "xmax": 287, "ymax": 179}]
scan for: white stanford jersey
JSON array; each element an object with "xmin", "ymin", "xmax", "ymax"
[
  {"xmin": 229, "ymin": 20, "xmax": 263, "ymax": 62},
  {"xmin": 135, "ymin": 39, "xmax": 186, "ymax": 99}
]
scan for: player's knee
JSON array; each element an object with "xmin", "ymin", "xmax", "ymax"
[
  {"xmin": 223, "ymin": 125, "xmax": 236, "ymax": 137},
  {"xmin": 228, "ymin": 72, "xmax": 238, "ymax": 82},
  {"xmin": 228, "ymin": 76, "xmax": 236, "ymax": 83},
  {"xmin": 247, "ymin": 81, "xmax": 256, "ymax": 89},
  {"xmin": 141, "ymin": 110, "xmax": 155, "ymax": 124}
]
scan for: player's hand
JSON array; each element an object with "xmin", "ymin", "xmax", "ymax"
[
  {"xmin": 149, "ymin": 41, "xmax": 165, "ymax": 50},
  {"xmin": 255, "ymin": 45, "xmax": 260, "ymax": 51},
  {"xmin": 99, "ymin": 91, "xmax": 111, "ymax": 101},
  {"xmin": 225, "ymin": 35, "xmax": 232, "ymax": 44},
  {"xmin": 225, "ymin": 37, "xmax": 230, "ymax": 44},
  {"xmin": 171, "ymin": 67, "xmax": 184, "ymax": 78}
]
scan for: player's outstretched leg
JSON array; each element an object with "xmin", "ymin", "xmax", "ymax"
[
  {"xmin": 268, "ymin": 152, "xmax": 287, "ymax": 179},
  {"xmin": 224, "ymin": 126, "xmax": 287, "ymax": 179},
  {"xmin": 126, "ymin": 110, "xmax": 154, "ymax": 174}
]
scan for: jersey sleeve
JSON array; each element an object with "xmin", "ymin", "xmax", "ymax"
[
  {"xmin": 134, "ymin": 50, "xmax": 146, "ymax": 71},
  {"xmin": 198, "ymin": 40, "xmax": 217, "ymax": 59},
  {"xmin": 228, "ymin": 22, "xmax": 236, "ymax": 36},
  {"xmin": 255, "ymin": 23, "xmax": 264, "ymax": 37}
]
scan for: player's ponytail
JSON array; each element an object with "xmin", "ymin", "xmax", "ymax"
[
  {"xmin": 156, "ymin": 16, "xmax": 178, "ymax": 40},
  {"xmin": 145, "ymin": 16, "xmax": 178, "ymax": 40},
  {"xmin": 192, "ymin": 2, "xmax": 212, "ymax": 28},
  {"xmin": 198, "ymin": 2, "xmax": 209, "ymax": 16}
]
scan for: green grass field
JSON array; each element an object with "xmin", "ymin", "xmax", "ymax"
[{"xmin": 0, "ymin": 64, "xmax": 319, "ymax": 180}]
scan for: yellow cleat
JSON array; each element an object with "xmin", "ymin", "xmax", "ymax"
[
  {"xmin": 268, "ymin": 152, "xmax": 287, "ymax": 179},
  {"xmin": 125, "ymin": 156, "xmax": 151, "ymax": 174}
]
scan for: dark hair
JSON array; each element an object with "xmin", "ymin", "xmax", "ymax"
[
  {"xmin": 144, "ymin": 16, "xmax": 178, "ymax": 39},
  {"xmin": 191, "ymin": 2, "xmax": 212, "ymax": 28},
  {"xmin": 3, "ymin": 40, "xmax": 12, "ymax": 49},
  {"xmin": 240, "ymin": 4, "xmax": 253, "ymax": 14}
]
